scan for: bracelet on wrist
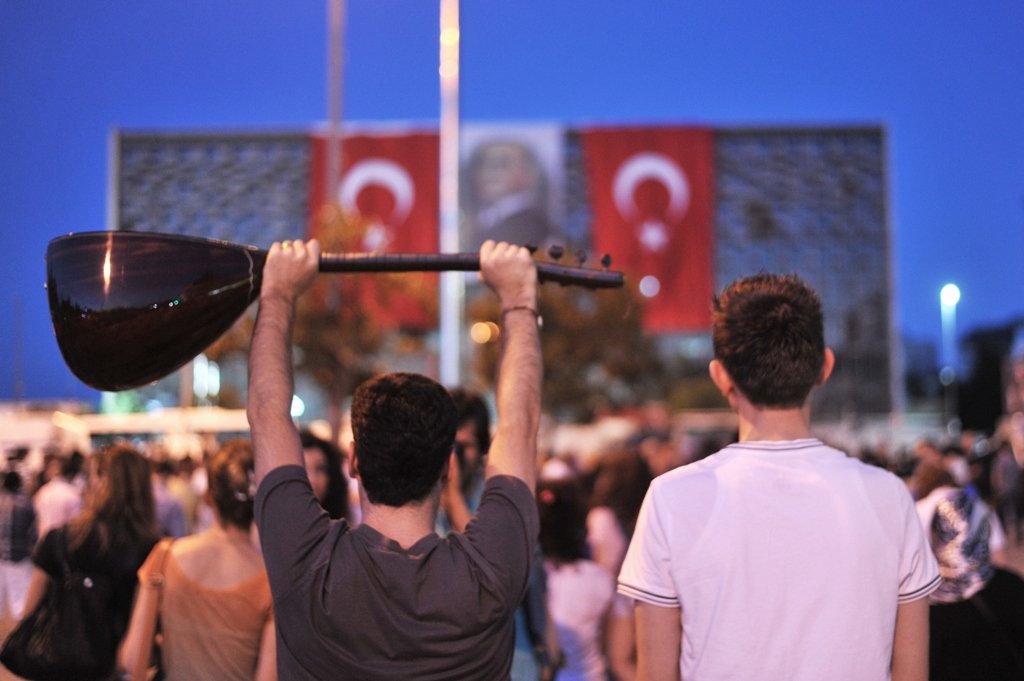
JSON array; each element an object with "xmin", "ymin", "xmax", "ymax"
[{"xmin": 501, "ymin": 305, "xmax": 542, "ymax": 327}]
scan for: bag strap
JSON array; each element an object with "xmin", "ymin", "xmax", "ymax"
[
  {"xmin": 128, "ymin": 538, "xmax": 174, "ymax": 681},
  {"xmin": 147, "ymin": 538, "xmax": 175, "ymax": 589},
  {"xmin": 60, "ymin": 528, "xmax": 74, "ymax": 580},
  {"xmin": 968, "ymin": 585, "xmax": 1024, "ymax": 674}
]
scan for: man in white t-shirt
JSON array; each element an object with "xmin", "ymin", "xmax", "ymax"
[{"xmin": 618, "ymin": 273, "xmax": 941, "ymax": 681}]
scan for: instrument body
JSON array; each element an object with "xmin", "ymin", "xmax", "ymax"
[{"xmin": 47, "ymin": 232, "xmax": 266, "ymax": 391}]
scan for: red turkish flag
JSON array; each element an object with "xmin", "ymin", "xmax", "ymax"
[
  {"xmin": 309, "ymin": 131, "xmax": 439, "ymax": 329},
  {"xmin": 581, "ymin": 127, "xmax": 715, "ymax": 332}
]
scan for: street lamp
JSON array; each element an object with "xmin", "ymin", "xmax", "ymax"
[
  {"xmin": 939, "ymin": 283, "xmax": 960, "ymax": 383},
  {"xmin": 939, "ymin": 283, "xmax": 960, "ymax": 433}
]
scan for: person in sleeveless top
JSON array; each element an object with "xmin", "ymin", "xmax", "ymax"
[{"xmin": 120, "ymin": 439, "xmax": 275, "ymax": 681}]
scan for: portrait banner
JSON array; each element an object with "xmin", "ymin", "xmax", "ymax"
[
  {"xmin": 581, "ymin": 126, "xmax": 715, "ymax": 332},
  {"xmin": 460, "ymin": 124, "xmax": 568, "ymax": 251}
]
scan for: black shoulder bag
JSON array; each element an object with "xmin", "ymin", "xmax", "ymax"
[{"xmin": 0, "ymin": 532, "xmax": 117, "ymax": 681}]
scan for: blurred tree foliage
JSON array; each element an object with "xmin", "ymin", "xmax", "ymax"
[{"xmin": 468, "ymin": 274, "xmax": 680, "ymax": 421}]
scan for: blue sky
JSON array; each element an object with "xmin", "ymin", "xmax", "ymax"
[{"xmin": 2, "ymin": 0, "xmax": 1022, "ymax": 402}]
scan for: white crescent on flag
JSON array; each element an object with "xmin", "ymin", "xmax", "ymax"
[
  {"xmin": 611, "ymin": 151, "xmax": 690, "ymax": 221},
  {"xmin": 337, "ymin": 158, "xmax": 416, "ymax": 224}
]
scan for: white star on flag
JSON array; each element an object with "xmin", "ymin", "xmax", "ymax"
[
  {"xmin": 362, "ymin": 222, "xmax": 392, "ymax": 251},
  {"xmin": 638, "ymin": 220, "xmax": 669, "ymax": 252}
]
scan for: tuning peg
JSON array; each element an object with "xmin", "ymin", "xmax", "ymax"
[
  {"xmin": 547, "ymin": 244, "xmax": 565, "ymax": 261},
  {"xmin": 575, "ymin": 250, "xmax": 587, "ymax": 266},
  {"xmin": 601, "ymin": 254, "xmax": 612, "ymax": 270},
  {"xmin": 524, "ymin": 242, "xmax": 539, "ymax": 254}
]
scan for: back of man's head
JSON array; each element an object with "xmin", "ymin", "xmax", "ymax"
[
  {"xmin": 351, "ymin": 372, "xmax": 457, "ymax": 507},
  {"xmin": 712, "ymin": 273, "xmax": 825, "ymax": 408}
]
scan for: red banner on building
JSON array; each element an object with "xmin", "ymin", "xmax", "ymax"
[
  {"xmin": 309, "ymin": 132, "xmax": 439, "ymax": 329},
  {"xmin": 581, "ymin": 127, "xmax": 715, "ymax": 332}
]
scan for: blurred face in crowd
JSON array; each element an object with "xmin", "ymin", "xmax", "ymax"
[
  {"xmin": 455, "ymin": 422, "xmax": 484, "ymax": 486},
  {"xmin": 914, "ymin": 440, "xmax": 942, "ymax": 465},
  {"xmin": 304, "ymin": 446, "xmax": 330, "ymax": 504}
]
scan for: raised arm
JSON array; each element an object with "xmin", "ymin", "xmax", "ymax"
[
  {"xmin": 479, "ymin": 240, "xmax": 542, "ymax": 493},
  {"xmin": 247, "ymin": 239, "xmax": 321, "ymax": 484}
]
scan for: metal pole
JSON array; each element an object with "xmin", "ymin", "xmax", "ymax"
[
  {"xmin": 940, "ymin": 283, "xmax": 960, "ymax": 376},
  {"xmin": 326, "ymin": 0, "xmax": 346, "ymax": 202},
  {"xmin": 438, "ymin": 0, "xmax": 463, "ymax": 386},
  {"xmin": 939, "ymin": 283, "xmax": 960, "ymax": 431}
]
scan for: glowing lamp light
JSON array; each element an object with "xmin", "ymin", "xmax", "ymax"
[
  {"xmin": 639, "ymin": 275, "xmax": 661, "ymax": 298},
  {"xmin": 470, "ymin": 321, "xmax": 500, "ymax": 344},
  {"xmin": 939, "ymin": 281, "xmax": 961, "ymax": 385},
  {"xmin": 940, "ymin": 283, "xmax": 960, "ymax": 308}
]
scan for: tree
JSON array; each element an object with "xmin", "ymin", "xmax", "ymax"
[
  {"xmin": 297, "ymin": 204, "xmax": 439, "ymax": 436},
  {"xmin": 467, "ymin": 275, "xmax": 674, "ymax": 422}
]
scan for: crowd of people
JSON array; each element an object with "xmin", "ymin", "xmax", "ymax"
[
  {"xmin": 0, "ymin": 440, "xmax": 271, "ymax": 681},
  {"xmin": 0, "ymin": 240, "xmax": 1022, "ymax": 680},
  {"xmin": 2, "ymin": 415, "xmax": 1022, "ymax": 680}
]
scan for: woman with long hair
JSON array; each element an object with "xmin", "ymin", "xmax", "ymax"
[
  {"xmin": 20, "ymin": 443, "xmax": 161, "ymax": 680},
  {"xmin": 538, "ymin": 476, "xmax": 615, "ymax": 681},
  {"xmin": 119, "ymin": 438, "xmax": 275, "ymax": 681}
]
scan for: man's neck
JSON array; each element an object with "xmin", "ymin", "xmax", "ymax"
[
  {"xmin": 359, "ymin": 492, "xmax": 440, "ymax": 550},
  {"xmin": 735, "ymin": 400, "xmax": 814, "ymax": 442}
]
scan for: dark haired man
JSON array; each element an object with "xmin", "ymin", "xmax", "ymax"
[
  {"xmin": 440, "ymin": 387, "xmax": 557, "ymax": 680},
  {"xmin": 248, "ymin": 239, "xmax": 541, "ymax": 679},
  {"xmin": 440, "ymin": 387, "xmax": 492, "ymax": 532},
  {"xmin": 618, "ymin": 273, "xmax": 941, "ymax": 681}
]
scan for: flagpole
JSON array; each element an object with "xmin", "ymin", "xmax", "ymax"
[
  {"xmin": 326, "ymin": 0, "xmax": 345, "ymax": 203},
  {"xmin": 438, "ymin": 0, "xmax": 463, "ymax": 386}
]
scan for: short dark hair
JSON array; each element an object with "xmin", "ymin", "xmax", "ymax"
[
  {"xmin": 351, "ymin": 372, "xmax": 457, "ymax": 507},
  {"xmin": 208, "ymin": 438, "xmax": 256, "ymax": 530},
  {"xmin": 712, "ymin": 273, "xmax": 825, "ymax": 408}
]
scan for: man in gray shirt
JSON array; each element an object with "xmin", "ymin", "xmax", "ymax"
[{"xmin": 249, "ymin": 239, "xmax": 542, "ymax": 680}]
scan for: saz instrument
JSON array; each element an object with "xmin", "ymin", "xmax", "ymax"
[{"xmin": 45, "ymin": 231, "xmax": 624, "ymax": 392}]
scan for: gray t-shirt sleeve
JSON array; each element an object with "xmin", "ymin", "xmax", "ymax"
[
  {"xmin": 255, "ymin": 465, "xmax": 334, "ymax": 601},
  {"xmin": 461, "ymin": 475, "xmax": 539, "ymax": 601}
]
